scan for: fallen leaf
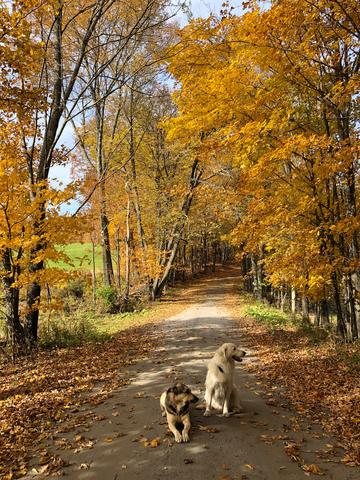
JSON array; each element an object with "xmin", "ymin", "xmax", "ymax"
[
  {"xmin": 302, "ymin": 464, "xmax": 324, "ymax": 475},
  {"xmin": 94, "ymin": 415, "xmax": 106, "ymax": 421},
  {"xmin": 142, "ymin": 437, "xmax": 161, "ymax": 448},
  {"xmin": 150, "ymin": 438, "xmax": 160, "ymax": 448},
  {"xmin": 197, "ymin": 425, "xmax": 219, "ymax": 433},
  {"xmin": 134, "ymin": 391, "xmax": 147, "ymax": 398}
]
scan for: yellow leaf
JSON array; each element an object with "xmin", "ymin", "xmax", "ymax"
[
  {"xmin": 150, "ymin": 438, "xmax": 161, "ymax": 448},
  {"xmin": 302, "ymin": 464, "xmax": 323, "ymax": 475}
]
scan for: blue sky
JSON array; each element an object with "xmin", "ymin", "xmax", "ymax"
[
  {"xmin": 52, "ymin": 1, "xmax": 242, "ymax": 212},
  {"xmin": 181, "ymin": 1, "xmax": 241, "ymax": 21}
]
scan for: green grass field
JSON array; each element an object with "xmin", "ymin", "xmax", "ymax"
[{"xmin": 49, "ymin": 242, "xmax": 103, "ymax": 272}]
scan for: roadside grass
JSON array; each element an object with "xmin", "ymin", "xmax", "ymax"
[
  {"xmin": 238, "ymin": 292, "xmax": 295, "ymax": 330},
  {"xmin": 244, "ymin": 303, "xmax": 293, "ymax": 331},
  {"xmin": 87, "ymin": 308, "xmax": 152, "ymax": 335}
]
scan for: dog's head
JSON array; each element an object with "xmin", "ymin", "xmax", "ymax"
[
  {"xmin": 218, "ymin": 343, "xmax": 246, "ymax": 362},
  {"xmin": 165, "ymin": 382, "xmax": 199, "ymax": 416}
]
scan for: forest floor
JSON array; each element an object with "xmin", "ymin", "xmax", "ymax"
[{"xmin": 1, "ymin": 266, "xmax": 360, "ymax": 480}]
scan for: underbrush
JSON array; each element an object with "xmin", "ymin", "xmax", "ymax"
[
  {"xmin": 39, "ymin": 307, "xmax": 152, "ymax": 349},
  {"xmin": 39, "ymin": 315, "xmax": 111, "ymax": 348},
  {"xmin": 245, "ymin": 303, "xmax": 293, "ymax": 331},
  {"xmin": 244, "ymin": 297, "xmax": 329, "ymax": 344},
  {"xmin": 37, "ymin": 274, "xmax": 150, "ymax": 348},
  {"xmin": 0, "ymin": 318, "xmax": 5, "ymax": 340}
]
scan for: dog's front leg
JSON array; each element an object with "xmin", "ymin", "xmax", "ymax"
[
  {"xmin": 182, "ymin": 415, "xmax": 191, "ymax": 442},
  {"xmin": 167, "ymin": 416, "xmax": 182, "ymax": 443},
  {"xmin": 223, "ymin": 390, "xmax": 231, "ymax": 417},
  {"xmin": 204, "ymin": 388, "xmax": 213, "ymax": 417}
]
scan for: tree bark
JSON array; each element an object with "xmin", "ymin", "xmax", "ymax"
[
  {"xmin": 115, "ymin": 228, "xmax": 121, "ymax": 292},
  {"xmin": 2, "ymin": 249, "xmax": 26, "ymax": 356},
  {"xmin": 301, "ymin": 295, "xmax": 310, "ymax": 323},
  {"xmin": 331, "ymin": 271, "xmax": 346, "ymax": 338},
  {"xmin": 123, "ymin": 193, "xmax": 132, "ymax": 307},
  {"xmin": 291, "ymin": 288, "xmax": 296, "ymax": 315}
]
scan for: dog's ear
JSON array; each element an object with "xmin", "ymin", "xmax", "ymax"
[
  {"xmin": 169, "ymin": 383, "xmax": 188, "ymax": 396},
  {"xmin": 190, "ymin": 393, "xmax": 199, "ymax": 404},
  {"xmin": 165, "ymin": 392, "xmax": 177, "ymax": 415},
  {"xmin": 222, "ymin": 344, "xmax": 230, "ymax": 360},
  {"xmin": 168, "ymin": 385, "xmax": 181, "ymax": 395}
]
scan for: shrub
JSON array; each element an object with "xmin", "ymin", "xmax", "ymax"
[
  {"xmin": 96, "ymin": 286, "xmax": 119, "ymax": 313},
  {"xmin": 60, "ymin": 278, "xmax": 86, "ymax": 300}
]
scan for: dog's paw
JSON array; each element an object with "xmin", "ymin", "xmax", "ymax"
[
  {"xmin": 182, "ymin": 432, "xmax": 189, "ymax": 442},
  {"xmin": 223, "ymin": 412, "xmax": 230, "ymax": 418},
  {"xmin": 174, "ymin": 432, "xmax": 182, "ymax": 443},
  {"xmin": 203, "ymin": 410, "xmax": 211, "ymax": 417},
  {"xmin": 233, "ymin": 406, "xmax": 244, "ymax": 414}
]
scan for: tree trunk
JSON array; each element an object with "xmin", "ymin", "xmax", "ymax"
[
  {"xmin": 191, "ymin": 246, "xmax": 195, "ymax": 277},
  {"xmin": 344, "ymin": 275, "xmax": 358, "ymax": 340},
  {"xmin": 202, "ymin": 234, "xmax": 208, "ymax": 272},
  {"xmin": 100, "ymin": 203, "xmax": 114, "ymax": 286},
  {"xmin": 2, "ymin": 249, "xmax": 26, "ymax": 357},
  {"xmin": 291, "ymin": 288, "xmax": 296, "ymax": 315},
  {"xmin": 250, "ymin": 254, "xmax": 261, "ymax": 300},
  {"xmin": 280, "ymin": 288, "xmax": 287, "ymax": 311},
  {"xmin": 331, "ymin": 271, "xmax": 347, "ymax": 340},
  {"xmin": 212, "ymin": 241, "xmax": 216, "ymax": 272},
  {"xmin": 92, "ymin": 238, "xmax": 97, "ymax": 309},
  {"xmin": 115, "ymin": 228, "xmax": 121, "ymax": 292},
  {"xmin": 96, "ymin": 101, "xmax": 114, "ymax": 286},
  {"xmin": 128, "ymin": 92, "xmax": 147, "ymax": 253},
  {"xmin": 25, "ymin": 232, "xmax": 45, "ymax": 347},
  {"xmin": 124, "ymin": 195, "xmax": 132, "ymax": 307},
  {"xmin": 301, "ymin": 295, "xmax": 310, "ymax": 323}
]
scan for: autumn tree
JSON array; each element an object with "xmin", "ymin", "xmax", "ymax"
[
  {"xmin": 166, "ymin": 1, "xmax": 360, "ymax": 340},
  {"xmin": 1, "ymin": 0, "xmax": 184, "ymax": 353}
]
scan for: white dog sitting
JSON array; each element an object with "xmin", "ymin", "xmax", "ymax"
[{"xmin": 204, "ymin": 342, "xmax": 246, "ymax": 417}]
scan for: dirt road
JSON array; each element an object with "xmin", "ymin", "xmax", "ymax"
[{"xmin": 27, "ymin": 270, "xmax": 359, "ymax": 480}]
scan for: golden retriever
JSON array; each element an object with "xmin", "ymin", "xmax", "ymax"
[{"xmin": 204, "ymin": 343, "xmax": 246, "ymax": 417}]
